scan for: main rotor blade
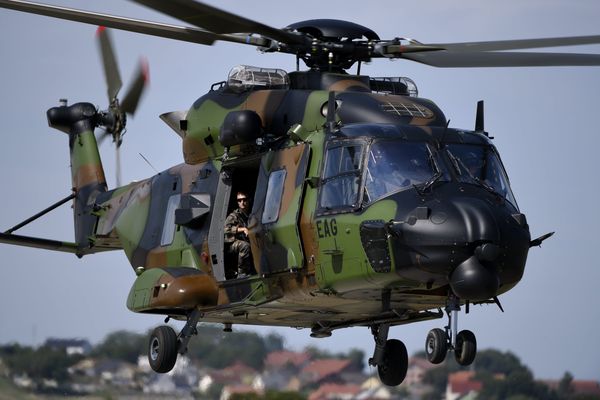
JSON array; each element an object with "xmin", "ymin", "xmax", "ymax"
[
  {"xmin": 121, "ymin": 58, "xmax": 149, "ymax": 115},
  {"xmin": 131, "ymin": 0, "xmax": 305, "ymax": 45},
  {"xmin": 96, "ymin": 27, "xmax": 122, "ymax": 103},
  {"xmin": 402, "ymin": 51, "xmax": 600, "ymax": 68},
  {"xmin": 0, "ymin": 0, "xmax": 223, "ymax": 45},
  {"xmin": 431, "ymin": 35, "xmax": 600, "ymax": 52}
]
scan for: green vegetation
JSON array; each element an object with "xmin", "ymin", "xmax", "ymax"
[
  {"xmin": 83, "ymin": 325, "xmax": 286, "ymax": 370},
  {"xmin": 185, "ymin": 325, "xmax": 285, "ymax": 370},
  {"xmin": 1, "ymin": 328, "xmax": 597, "ymax": 400},
  {"xmin": 92, "ymin": 330, "xmax": 146, "ymax": 364},
  {"xmin": 0, "ymin": 343, "xmax": 82, "ymax": 383},
  {"xmin": 422, "ymin": 349, "xmax": 600, "ymax": 400}
]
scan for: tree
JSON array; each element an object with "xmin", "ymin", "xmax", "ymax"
[
  {"xmin": 474, "ymin": 349, "xmax": 527, "ymax": 376},
  {"xmin": 0, "ymin": 343, "xmax": 82, "ymax": 383},
  {"xmin": 264, "ymin": 333, "xmax": 285, "ymax": 354},
  {"xmin": 422, "ymin": 356, "xmax": 466, "ymax": 398},
  {"xmin": 558, "ymin": 371, "xmax": 574, "ymax": 399},
  {"xmin": 93, "ymin": 330, "xmax": 146, "ymax": 364},
  {"xmin": 475, "ymin": 352, "xmax": 558, "ymax": 400},
  {"xmin": 187, "ymin": 325, "xmax": 275, "ymax": 370}
]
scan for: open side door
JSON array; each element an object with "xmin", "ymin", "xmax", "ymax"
[
  {"xmin": 207, "ymin": 169, "xmax": 232, "ymax": 281},
  {"xmin": 249, "ymin": 144, "xmax": 310, "ymax": 275}
]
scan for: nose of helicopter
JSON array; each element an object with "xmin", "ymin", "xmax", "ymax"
[{"xmin": 380, "ymin": 188, "xmax": 531, "ymax": 301}]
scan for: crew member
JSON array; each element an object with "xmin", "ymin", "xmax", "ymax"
[{"xmin": 224, "ymin": 191, "xmax": 254, "ymax": 278}]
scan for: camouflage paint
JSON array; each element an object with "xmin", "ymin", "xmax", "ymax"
[{"xmin": 6, "ymin": 71, "xmax": 529, "ymax": 333}]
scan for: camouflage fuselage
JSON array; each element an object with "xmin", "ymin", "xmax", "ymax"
[{"xmin": 82, "ymin": 71, "xmax": 530, "ymax": 332}]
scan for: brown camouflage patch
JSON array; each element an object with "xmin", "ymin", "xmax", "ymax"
[
  {"xmin": 183, "ymin": 136, "xmax": 210, "ymax": 164},
  {"xmin": 73, "ymin": 164, "xmax": 106, "ymax": 189},
  {"xmin": 151, "ymin": 273, "xmax": 218, "ymax": 308}
]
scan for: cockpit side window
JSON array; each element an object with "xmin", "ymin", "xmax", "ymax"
[
  {"xmin": 446, "ymin": 143, "xmax": 518, "ymax": 208},
  {"xmin": 319, "ymin": 144, "xmax": 364, "ymax": 211}
]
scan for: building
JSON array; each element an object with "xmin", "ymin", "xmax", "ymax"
[
  {"xmin": 445, "ymin": 371, "xmax": 483, "ymax": 400},
  {"xmin": 44, "ymin": 338, "xmax": 92, "ymax": 355}
]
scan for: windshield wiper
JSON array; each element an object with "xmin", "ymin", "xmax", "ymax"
[
  {"xmin": 417, "ymin": 171, "xmax": 443, "ymax": 194},
  {"xmin": 447, "ymin": 149, "xmax": 500, "ymax": 197},
  {"xmin": 445, "ymin": 149, "xmax": 462, "ymax": 176},
  {"xmin": 473, "ymin": 176, "xmax": 498, "ymax": 196}
]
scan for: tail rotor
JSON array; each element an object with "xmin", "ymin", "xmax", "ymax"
[{"xmin": 95, "ymin": 26, "xmax": 149, "ymax": 187}]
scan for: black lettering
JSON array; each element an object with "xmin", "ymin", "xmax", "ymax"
[
  {"xmin": 317, "ymin": 220, "xmax": 324, "ymax": 238},
  {"xmin": 323, "ymin": 220, "xmax": 331, "ymax": 237},
  {"xmin": 330, "ymin": 219, "xmax": 338, "ymax": 236},
  {"xmin": 317, "ymin": 219, "xmax": 338, "ymax": 238}
]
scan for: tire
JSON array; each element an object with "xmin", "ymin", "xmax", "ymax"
[
  {"xmin": 148, "ymin": 325, "xmax": 178, "ymax": 373},
  {"xmin": 378, "ymin": 339, "xmax": 408, "ymax": 387},
  {"xmin": 454, "ymin": 329, "xmax": 477, "ymax": 366},
  {"xmin": 425, "ymin": 328, "xmax": 448, "ymax": 364}
]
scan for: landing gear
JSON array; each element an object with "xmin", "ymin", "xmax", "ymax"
[
  {"xmin": 148, "ymin": 326, "xmax": 178, "ymax": 373},
  {"xmin": 425, "ymin": 328, "xmax": 447, "ymax": 364},
  {"xmin": 147, "ymin": 309, "xmax": 203, "ymax": 373},
  {"xmin": 368, "ymin": 324, "xmax": 409, "ymax": 386},
  {"xmin": 424, "ymin": 295, "xmax": 477, "ymax": 366},
  {"xmin": 368, "ymin": 291, "xmax": 409, "ymax": 387},
  {"xmin": 378, "ymin": 338, "xmax": 408, "ymax": 386},
  {"xmin": 455, "ymin": 329, "xmax": 477, "ymax": 366}
]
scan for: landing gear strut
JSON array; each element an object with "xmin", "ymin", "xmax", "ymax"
[
  {"xmin": 148, "ymin": 309, "xmax": 203, "ymax": 373},
  {"xmin": 369, "ymin": 324, "xmax": 408, "ymax": 386},
  {"xmin": 369, "ymin": 291, "xmax": 409, "ymax": 387},
  {"xmin": 425, "ymin": 294, "xmax": 477, "ymax": 366}
]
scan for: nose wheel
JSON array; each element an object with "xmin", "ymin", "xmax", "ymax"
[
  {"xmin": 425, "ymin": 328, "xmax": 448, "ymax": 364},
  {"xmin": 425, "ymin": 295, "xmax": 477, "ymax": 366}
]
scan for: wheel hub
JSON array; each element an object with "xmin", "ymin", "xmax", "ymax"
[{"xmin": 150, "ymin": 337, "xmax": 160, "ymax": 361}]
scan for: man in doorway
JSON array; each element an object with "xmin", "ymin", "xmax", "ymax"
[{"xmin": 224, "ymin": 191, "xmax": 254, "ymax": 278}]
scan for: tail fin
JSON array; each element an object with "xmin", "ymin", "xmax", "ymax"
[{"xmin": 47, "ymin": 101, "xmax": 108, "ymax": 251}]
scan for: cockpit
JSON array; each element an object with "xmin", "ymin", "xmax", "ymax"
[{"xmin": 317, "ymin": 124, "xmax": 518, "ymax": 213}]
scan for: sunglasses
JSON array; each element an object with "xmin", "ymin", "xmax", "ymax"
[{"xmin": 237, "ymin": 198, "xmax": 248, "ymax": 202}]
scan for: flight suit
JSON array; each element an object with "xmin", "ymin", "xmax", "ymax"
[{"xmin": 224, "ymin": 208, "xmax": 254, "ymax": 277}]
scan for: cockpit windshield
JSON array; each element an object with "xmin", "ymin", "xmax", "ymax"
[
  {"xmin": 446, "ymin": 143, "xmax": 518, "ymax": 208},
  {"xmin": 364, "ymin": 140, "xmax": 437, "ymax": 203}
]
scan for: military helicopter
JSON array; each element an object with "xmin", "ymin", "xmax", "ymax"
[{"xmin": 1, "ymin": 0, "xmax": 599, "ymax": 386}]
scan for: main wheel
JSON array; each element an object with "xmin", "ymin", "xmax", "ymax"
[
  {"xmin": 148, "ymin": 325, "xmax": 179, "ymax": 373},
  {"xmin": 377, "ymin": 339, "xmax": 408, "ymax": 387},
  {"xmin": 454, "ymin": 329, "xmax": 477, "ymax": 366},
  {"xmin": 425, "ymin": 328, "xmax": 448, "ymax": 364}
]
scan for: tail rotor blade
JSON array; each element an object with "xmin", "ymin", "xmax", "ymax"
[
  {"xmin": 96, "ymin": 26, "xmax": 122, "ymax": 103},
  {"xmin": 115, "ymin": 140, "xmax": 122, "ymax": 187},
  {"xmin": 95, "ymin": 130, "xmax": 111, "ymax": 146},
  {"xmin": 121, "ymin": 58, "xmax": 149, "ymax": 115}
]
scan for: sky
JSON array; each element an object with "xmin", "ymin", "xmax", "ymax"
[{"xmin": 0, "ymin": 0, "xmax": 599, "ymax": 382}]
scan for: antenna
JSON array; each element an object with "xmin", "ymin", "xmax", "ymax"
[
  {"xmin": 326, "ymin": 91, "xmax": 337, "ymax": 133},
  {"xmin": 475, "ymin": 100, "xmax": 485, "ymax": 133},
  {"xmin": 139, "ymin": 152, "xmax": 159, "ymax": 174}
]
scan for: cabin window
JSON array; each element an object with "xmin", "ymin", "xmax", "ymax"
[
  {"xmin": 319, "ymin": 144, "xmax": 364, "ymax": 210},
  {"xmin": 160, "ymin": 194, "xmax": 181, "ymax": 246},
  {"xmin": 262, "ymin": 169, "xmax": 287, "ymax": 224}
]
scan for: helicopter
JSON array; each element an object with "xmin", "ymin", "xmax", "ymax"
[{"xmin": 1, "ymin": 0, "xmax": 599, "ymax": 386}]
